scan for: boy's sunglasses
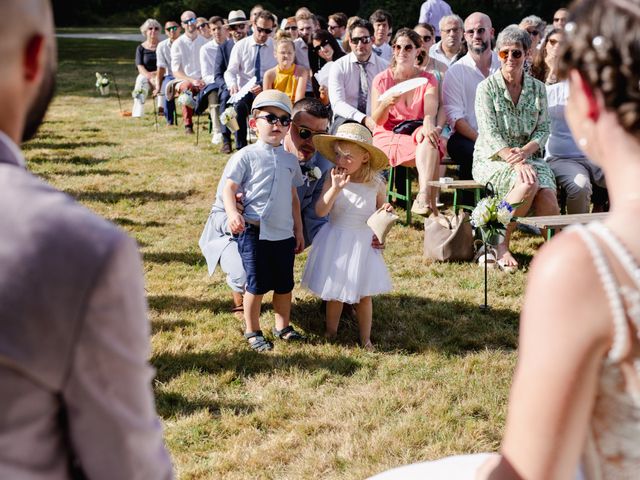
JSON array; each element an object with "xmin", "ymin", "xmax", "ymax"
[
  {"xmin": 256, "ymin": 113, "xmax": 292, "ymax": 126},
  {"xmin": 498, "ymin": 49, "xmax": 523, "ymax": 60},
  {"xmin": 166, "ymin": 26, "xmax": 179, "ymax": 32},
  {"xmin": 313, "ymin": 39, "xmax": 331, "ymax": 53}
]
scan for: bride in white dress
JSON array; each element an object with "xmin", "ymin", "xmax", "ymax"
[{"xmin": 371, "ymin": 1, "xmax": 640, "ymax": 478}]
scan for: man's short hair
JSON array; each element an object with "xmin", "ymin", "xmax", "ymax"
[
  {"xmin": 348, "ymin": 18, "xmax": 374, "ymax": 37},
  {"xmin": 255, "ymin": 10, "xmax": 276, "ymax": 25},
  {"xmin": 328, "ymin": 12, "xmax": 348, "ymax": 28},
  {"xmin": 209, "ymin": 16, "xmax": 224, "ymax": 25},
  {"xmin": 439, "ymin": 14, "xmax": 463, "ymax": 31},
  {"xmin": 292, "ymin": 97, "xmax": 332, "ymax": 120},
  {"xmin": 369, "ymin": 9, "xmax": 392, "ymax": 28}
]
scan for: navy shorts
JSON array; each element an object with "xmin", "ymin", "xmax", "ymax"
[{"xmin": 236, "ymin": 224, "xmax": 295, "ymax": 295}]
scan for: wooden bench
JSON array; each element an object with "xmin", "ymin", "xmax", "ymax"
[
  {"xmin": 427, "ymin": 179, "xmax": 485, "ymax": 212},
  {"xmin": 518, "ymin": 212, "xmax": 608, "ymax": 239}
]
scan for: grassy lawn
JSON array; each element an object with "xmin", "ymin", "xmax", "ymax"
[{"xmin": 25, "ymin": 38, "xmax": 543, "ymax": 479}]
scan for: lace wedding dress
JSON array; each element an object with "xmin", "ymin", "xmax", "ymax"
[{"xmin": 370, "ymin": 222, "xmax": 640, "ymax": 479}]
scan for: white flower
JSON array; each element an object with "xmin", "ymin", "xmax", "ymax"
[
  {"xmin": 471, "ymin": 199, "xmax": 491, "ymax": 227},
  {"xmin": 497, "ymin": 206, "xmax": 513, "ymax": 225},
  {"xmin": 310, "ymin": 166, "xmax": 322, "ymax": 180},
  {"xmin": 95, "ymin": 72, "xmax": 110, "ymax": 88},
  {"xmin": 132, "ymin": 88, "xmax": 148, "ymax": 103},
  {"xmin": 219, "ymin": 106, "xmax": 237, "ymax": 123},
  {"xmin": 177, "ymin": 91, "xmax": 195, "ymax": 109}
]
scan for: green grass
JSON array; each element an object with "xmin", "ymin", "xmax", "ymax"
[{"xmin": 24, "ymin": 37, "xmax": 544, "ymax": 479}]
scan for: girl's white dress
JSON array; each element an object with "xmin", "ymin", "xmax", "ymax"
[{"xmin": 302, "ymin": 181, "xmax": 391, "ymax": 304}]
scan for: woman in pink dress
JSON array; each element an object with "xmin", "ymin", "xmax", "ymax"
[{"xmin": 371, "ymin": 28, "xmax": 446, "ymax": 217}]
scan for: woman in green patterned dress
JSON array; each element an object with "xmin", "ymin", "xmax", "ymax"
[{"xmin": 473, "ymin": 25, "xmax": 560, "ymax": 272}]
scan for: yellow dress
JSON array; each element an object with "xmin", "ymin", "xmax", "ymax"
[{"xmin": 273, "ymin": 65, "xmax": 299, "ymax": 102}]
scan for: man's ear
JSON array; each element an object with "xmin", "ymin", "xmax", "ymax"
[{"xmin": 24, "ymin": 35, "xmax": 46, "ymax": 83}]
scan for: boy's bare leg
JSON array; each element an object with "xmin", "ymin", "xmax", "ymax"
[
  {"xmin": 355, "ymin": 296, "xmax": 373, "ymax": 348},
  {"xmin": 325, "ymin": 301, "xmax": 343, "ymax": 339},
  {"xmin": 243, "ymin": 292, "xmax": 263, "ymax": 334},
  {"xmin": 273, "ymin": 291, "xmax": 292, "ymax": 331}
]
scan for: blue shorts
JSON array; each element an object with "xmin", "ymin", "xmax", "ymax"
[{"xmin": 236, "ymin": 224, "xmax": 295, "ymax": 295}]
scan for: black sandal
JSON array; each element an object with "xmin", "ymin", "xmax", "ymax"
[
  {"xmin": 272, "ymin": 325, "xmax": 306, "ymax": 342},
  {"xmin": 244, "ymin": 330, "xmax": 273, "ymax": 352}
]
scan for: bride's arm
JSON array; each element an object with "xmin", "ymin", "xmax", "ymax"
[{"xmin": 478, "ymin": 232, "xmax": 613, "ymax": 480}]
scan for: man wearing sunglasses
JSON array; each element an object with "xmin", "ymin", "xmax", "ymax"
[
  {"xmin": 171, "ymin": 10, "xmax": 207, "ymax": 134},
  {"xmin": 214, "ymin": 10, "xmax": 250, "ymax": 152},
  {"xmin": 154, "ymin": 20, "xmax": 181, "ymax": 125},
  {"xmin": 328, "ymin": 12, "xmax": 348, "ymax": 43},
  {"xmin": 328, "ymin": 18, "xmax": 388, "ymax": 133},
  {"xmin": 442, "ymin": 12, "xmax": 499, "ymax": 197},
  {"xmin": 224, "ymin": 10, "xmax": 277, "ymax": 149}
]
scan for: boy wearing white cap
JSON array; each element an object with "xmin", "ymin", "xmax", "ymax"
[{"xmin": 220, "ymin": 90, "xmax": 305, "ymax": 351}]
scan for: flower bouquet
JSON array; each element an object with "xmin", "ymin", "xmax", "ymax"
[
  {"xmin": 220, "ymin": 106, "xmax": 239, "ymax": 133},
  {"xmin": 95, "ymin": 72, "xmax": 110, "ymax": 95},
  {"xmin": 177, "ymin": 91, "xmax": 196, "ymax": 109},
  {"xmin": 470, "ymin": 197, "xmax": 515, "ymax": 246},
  {"xmin": 132, "ymin": 87, "xmax": 148, "ymax": 103}
]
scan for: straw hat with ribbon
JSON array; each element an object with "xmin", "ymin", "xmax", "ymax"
[
  {"xmin": 227, "ymin": 10, "xmax": 250, "ymax": 26},
  {"xmin": 313, "ymin": 123, "xmax": 389, "ymax": 171}
]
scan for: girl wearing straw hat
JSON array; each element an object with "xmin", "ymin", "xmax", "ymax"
[{"xmin": 302, "ymin": 122, "xmax": 394, "ymax": 349}]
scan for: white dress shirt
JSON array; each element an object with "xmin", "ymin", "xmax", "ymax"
[
  {"xmin": 328, "ymin": 52, "xmax": 389, "ymax": 123},
  {"xmin": 428, "ymin": 41, "xmax": 458, "ymax": 67},
  {"xmin": 418, "ymin": 0, "xmax": 453, "ymax": 37},
  {"xmin": 156, "ymin": 38, "xmax": 173, "ymax": 76},
  {"xmin": 200, "ymin": 40, "xmax": 221, "ymax": 85},
  {"xmin": 224, "ymin": 35, "xmax": 277, "ymax": 90},
  {"xmin": 373, "ymin": 42, "xmax": 392, "ymax": 62},
  {"xmin": 171, "ymin": 33, "xmax": 207, "ymax": 79},
  {"xmin": 442, "ymin": 51, "xmax": 500, "ymax": 133}
]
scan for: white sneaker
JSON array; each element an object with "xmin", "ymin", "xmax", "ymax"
[{"xmin": 211, "ymin": 132, "xmax": 223, "ymax": 145}]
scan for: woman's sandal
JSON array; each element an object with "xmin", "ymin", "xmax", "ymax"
[
  {"xmin": 473, "ymin": 240, "xmax": 497, "ymax": 269},
  {"xmin": 496, "ymin": 257, "xmax": 518, "ymax": 274},
  {"xmin": 411, "ymin": 191, "xmax": 433, "ymax": 217},
  {"xmin": 244, "ymin": 330, "xmax": 273, "ymax": 352},
  {"xmin": 272, "ymin": 325, "xmax": 306, "ymax": 342}
]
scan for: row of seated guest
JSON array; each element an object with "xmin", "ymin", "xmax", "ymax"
[{"xmin": 532, "ymin": 28, "xmax": 607, "ymax": 214}]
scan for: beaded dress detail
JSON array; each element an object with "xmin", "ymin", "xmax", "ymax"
[{"xmin": 574, "ymin": 222, "xmax": 640, "ymax": 479}]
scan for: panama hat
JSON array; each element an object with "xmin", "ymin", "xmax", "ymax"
[
  {"xmin": 313, "ymin": 123, "xmax": 389, "ymax": 171},
  {"xmin": 227, "ymin": 10, "xmax": 250, "ymax": 26},
  {"xmin": 252, "ymin": 89, "xmax": 293, "ymax": 115}
]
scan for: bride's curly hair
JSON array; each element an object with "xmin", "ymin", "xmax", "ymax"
[{"xmin": 559, "ymin": 0, "xmax": 640, "ymax": 139}]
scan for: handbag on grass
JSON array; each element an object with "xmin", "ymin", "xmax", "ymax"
[
  {"xmin": 392, "ymin": 119, "xmax": 423, "ymax": 135},
  {"xmin": 367, "ymin": 207, "xmax": 399, "ymax": 244},
  {"xmin": 423, "ymin": 211, "xmax": 474, "ymax": 261}
]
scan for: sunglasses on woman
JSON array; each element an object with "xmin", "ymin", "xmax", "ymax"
[
  {"xmin": 313, "ymin": 40, "xmax": 331, "ymax": 53},
  {"xmin": 197, "ymin": 23, "xmax": 210, "ymax": 30},
  {"xmin": 255, "ymin": 113, "xmax": 292, "ymax": 127},
  {"xmin": 498, "ymin": 49, "xmax": 523, "ymax": 60},
  {"xmin": 284, "ymin": 26, "xmax": 298, "ymax": 31},
  {"xmin": 393, "ymin": 44, "xmax": 415, "ymax": 52},
  {"xmin": 421, "ymin": 35, "xmax": 432, "ymax": 43}
]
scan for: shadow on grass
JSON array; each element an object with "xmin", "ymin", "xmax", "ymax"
[
  {"xmin": 155, "ymin": 390, "xmax": 255, "ymax": 418},
  {"xmin": 143, "ymin": 251, "xmax": 205, "ymax": 266},
  {"xmin": 148, "ymin": 294, "xmax": 227, "ymax": 314},
  {"xmin": 152, "ymin": 349, "xmax": 363, "ymax": 385},
  {"xmin": 28, "ymin": 155, "xmax": 109, "ymax": 166},
  {"xmin": 65, "ymin": 189, "xmax": 195, "ymax": 204},
  {"xmin": 23, "ymin": 140, "xmax": 117, "ymax": 150},
  {"xmin": 291, "ymin": 294, "xmax": 519, "ymax": 356},
  {"xmin": 150, "ymin": 318, "xmax": 193, "ymax": 334},
  {"xmin": 37, "ymin": 169, "xmax": 128, "ymax": 178},
  {"xmin": 112, "ymin": 217, "xmax": 166, "ymax": 227}
]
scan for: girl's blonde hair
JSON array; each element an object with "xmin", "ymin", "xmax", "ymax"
[
  {"xmin": 275, "ymin": 30, "xmax": 295, "ymax": 49},
  {"xmin": 334, "ymin": 141, "xmax": 383, "ymax": 185}
]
